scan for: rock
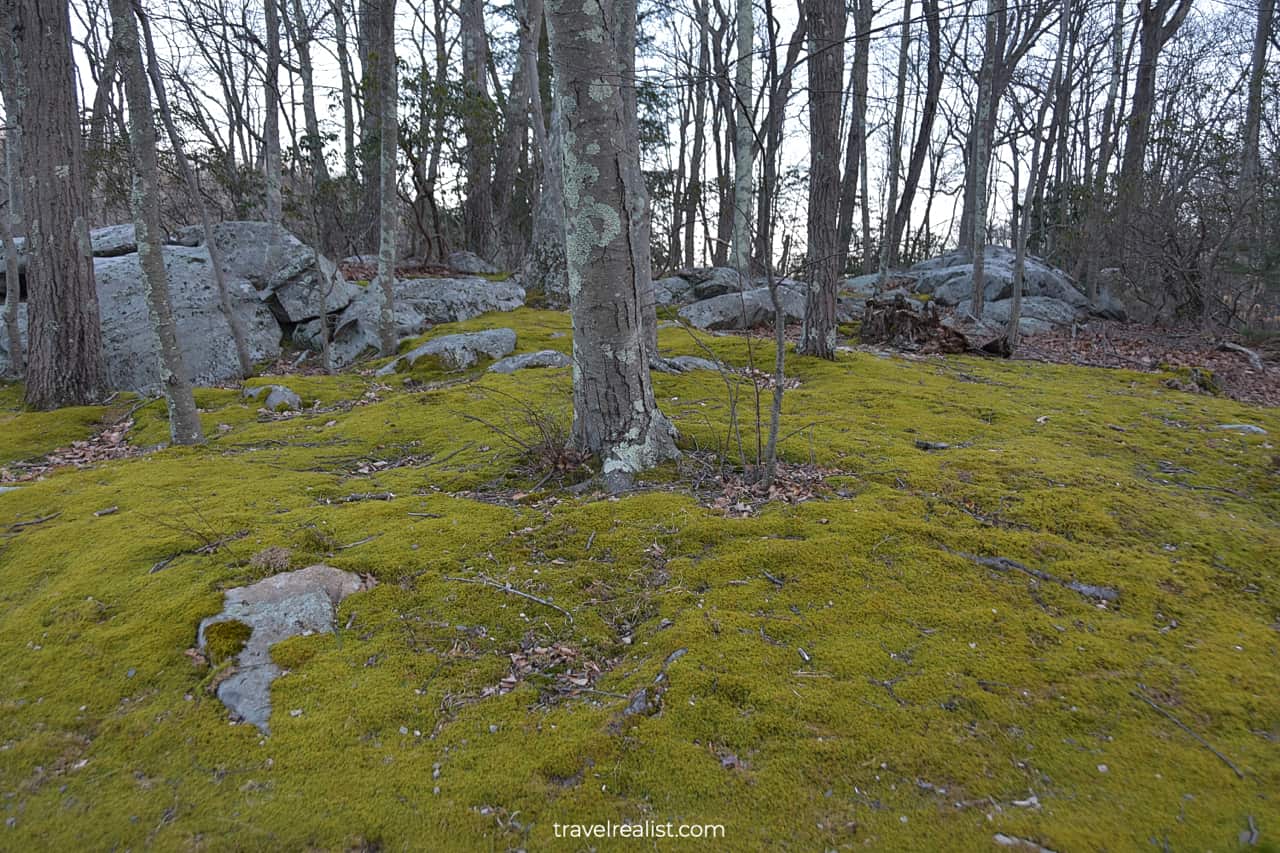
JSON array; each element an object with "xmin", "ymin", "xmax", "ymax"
[
  {"xmin": 1090, "ymin": 289, "xmax": 1128, "ymax": 322},
  {"xmin": 376, "ymin": 328, "xmax": 517, "ymax": 375},
  {"xmin": 340, "ymin": 254, "xmax": 380, "ymax": 267},
  {"xmin": 652, "ymin": 355, "xmax": 720, "ymax": 374},
  {"xmin": 172, "ymin": 221, "xmax": 359, "ymax": 324},
  {"xmin": 243, "ymin": 384, "xmax": 302, "ymax": 412},
  {"xmin": 302, "ymin": 276, "xmax": 526, "ymax": 369},
  {"xmin": 487, "ymin": 349, "xmax": 571, "ymax": 373},
  {"xmin": 652, "ymin": 275, "xmax": 694, "ymax": 306},
  {"xmin": 677, "ymin": 285, "xmax": 806, "ymax": 331},
  {"xmin": 1214, "ymin": 423, "xmax": 1267, "ymax": 435},
  {"xmin": 840, "ymin": 273, "xmax": 881, "ymax": 298},
  {"xmin": 198, "ymin": 565, "xmax": 372, "ymax": 732},
  {"xmin": 0, "ymin": 486, "xmax": 20, "ymax": 495},
  {"xmin": 912, "ymin": 247, "xmax": 1087, "ymax": 309},
  {"xmin": 446, "ymin": 250, "xmax": 498, "ymax": 275},
  {"xmin": 90, "ymin": 224, "xmax": 138, "ymax": 257},
  {"xmin": 30, "ymin": 246, "xmax": 281, "ymax": 392},
  {"xmin": 953, "ymin": 296, "xmax": 1082, "ymax": 333},
  {"xmin": 683, "ymin": 267, "xmax": 748, "ymax": 300}
]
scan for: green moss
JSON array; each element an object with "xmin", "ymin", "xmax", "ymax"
[
  {"xmin": 0, "ymin": 309, "xmax": 1277, "ymax": 850},
  {"xmin": 204, "ymin": 619, "xmax": 252, "ymax": 664}
]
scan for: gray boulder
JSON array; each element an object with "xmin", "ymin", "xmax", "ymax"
[
  {"xmin": 300, "ymin": 276, "xmax": 526, "ymax": 369},
  {"xmin": 488, "ymin": 349, "xmax": 571, "ymax": 374},
  {"xmin": 912, "ymin": 247, "xmax": 1088, "ymax": 309},
  {"xmin": 30, "ymin": 246, "xmax": 280, "ymax": 392},
  {"xmin": 446, "ymin": 250, "xmax": 498, "ymax": 275},
  {"xmin": 376, "ymin": 328, "xmax": 517, "ymax": 375},
  {"xmin": 652, "ymin": 275, "xmax": 695, "ymax": 306},
  {"xmin": 243, "ymin": 384, "xmax": 303, "ymax": 412},
  {"xmin": 678, "ymin": 285, "xmax": 806, "ymax": 331},
  {"xmin": 173, "ymin": 221, "xmax": 359, "ymax": 324},
  {"xmin": 198, "ymin": 564, "xmax": 372, "ymax": 732},
  {"xmin": 90, "ymin": 224, "xmax": 138, "ymax": 257},
  {"xmin": 652, "ymin": 355, "xmax": 721, "ymax": 374},
  {"xmin": 683, "ymin": 267, "xmax": 748, "ymax": 300},
  {"xmin": 953, "ymin": 295, "xmax": 1081, "ymax": 335}
]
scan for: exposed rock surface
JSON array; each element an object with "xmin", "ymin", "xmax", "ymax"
[
  {"xmin": 300, "ymin": 277, "xmax": 526, "ymax": 369},
  {"xmin": 652, "ymin": 355, "xmax": 721, "ymax": 374},
  {"xmin": 911, "ymin": 247, "xmax": 1088, "ymax": 310},
  {"xmin": 677, "ymin": 286, "xmax": 806, "ymax": 331},
  {"xmin": 244, "ymin": 384, "xmax": 303, "ymax": 411},
  {"xmin": 953, "ymin": 296, "xmax": 1083, "ymax": 335},
  {"xmin": 376, "ymin": 328, "xmax": 517, "ymax": 375},
  {"xmin": 198, "ymin": 565, "xmax": 372, "ymax": 732},
  {"xmin": 174, "ymin": 221, "xmax": 359, "ymax": 324},
  {"xmin": 488, "ymin": 349, "xmax": 571, "ymax": 373},
  {"xmin": 446, "ymin": 250, "xmax": 498, "ymax": 275}
]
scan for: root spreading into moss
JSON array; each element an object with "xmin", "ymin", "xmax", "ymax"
[{"xmin": 1, "ymin": 309, "xmax": 1277, "ymax": 850}]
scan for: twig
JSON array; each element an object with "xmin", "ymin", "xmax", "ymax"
[
  {"xmin": 1131, "ymin": 690, "xmax": 1245, "ymax": 779},
  {"xmin": 444, "ymin": 574, "xmax": 574, "ymax": 624},
  {"xmin": 326, "ymin": 492, "xmax": 396, "ymax": 504},
  {"xmin": 947, "ymin": 548, "xmax": 1118, "ymax": 602},
  {"xmin": 1217, "ymin": 341, "xmax": 1264, "ymax": 372},
  {"xmin": 6, "ymin": 512, "xmax": 61, "ymax": 532},
  {"xmin": 339, "ymin": 534, "xmax": 379, "ymax": 550}
]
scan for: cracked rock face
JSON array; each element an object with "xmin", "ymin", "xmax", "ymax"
[{"xmin": 198, "ymin": 565, "xmax": 372, "ymax": 732}]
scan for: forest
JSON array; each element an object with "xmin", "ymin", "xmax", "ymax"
[{"xmin": 0, "ymin": 0, "xmax": 1277, "ymax": 848}]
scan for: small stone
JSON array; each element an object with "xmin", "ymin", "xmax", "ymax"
[
  {"xmin": 399, "ymin": 726, "xmax": 409, "ymax": 735},
  {"xmin": 290, "ymin": 709, "xmax": 303, "ymax": 717},
  {"xmin": 126, "ymin": 668, "xmax": 136, "ymax": 678},
  {"xmin": 488, "ymin": 724, "xmax": 499, "ymax": 734},
  {"xmin": 1214, "ymin": 423, "xmax": 1266, "ymax": 435},
  {"xmin": 1097, "ymin": 764, "xmax": 1108, "ymax": 773}
]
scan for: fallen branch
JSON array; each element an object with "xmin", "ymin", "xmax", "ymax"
[
  {"xmin": 948, "ymin": 549, "xmax": 1118, "ymax": 602},
  {"xmin": 149, "ymin": 530, "xmax": 249, "ymax": 574},
  {"xmin": 339, "ymin": 534, "xmax": 379, "ymax": 550},
  {"xmin": 325, "ymin": 492, "xmax": 396, "ymax": 504},
  {"xmin": 6, "ymin": 512, "xmax": 62, "ymax": 532},
  {"xmin": 1131, "ymin": 689, "xmax": 1245, "ymax": 780},
  {"xmin": 443, "ymin": 574, "xmax": 574, "ymax": 624}
]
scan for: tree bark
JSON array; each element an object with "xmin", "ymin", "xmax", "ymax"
[
  {"xmin": 374, "ymin": 0, "xmax": 398, "ymax": 354},
  {"xmin": 835, "ymin": 0, "xmax": 869, "ymax": 273},
  {"xmin": 11, "ymin": 0, "xmax": 109, "ymax": 408},
  {"xmin": 491, "ymin": 0, "xmax": 542, "ymax": 268},
  {"xmin": 889, "ymin": 0, "xmax": 941, "ymax": 265},
  {"xmin": 969, "ymin": 0, "xmax": 1000, "ymax": 316},
  {"xmin": 730, "ymin": 0, "xmax": 753, "ymax": 275},
  {"xmin": 0, "ymin": 13, "xmax": 23, "ymax": 377},
  {"xmin": 1241, "ymin": 0, "xmax": 1275, "ymax": 265},
  {"xmin": 332, "ymin": 0, "xmax": 358, "ymax": 183},
  {"xmin": 111, "ymin": 0, "xmax": 203, "ymax": 444},
  {"xmin": 461, "ymin": 0, "xmax": 495, "ymax": 258},
  {"xmin": 878, "ymin": 0, "xmax": 912, "ymax": 280},
  {"xmin": 545, "ymin": 0, "xmax": 678, "ymax": 486},
  {"xmin": 799, "ymin": 0, "xmax": 845, "ymax": 359}
]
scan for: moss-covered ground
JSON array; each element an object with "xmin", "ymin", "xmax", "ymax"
[{"xmin": 1, "ymin": 308, "xmax": 1277, "ymax": 850}]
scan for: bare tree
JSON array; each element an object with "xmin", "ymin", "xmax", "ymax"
[
  {"xmin": 10, "ymin": 0, "xmax": 109, "ymax": 409},
  {"xmin": 545, "ymin": 0, "xmax": 679, "ymax": 487},
  {"xmin": 374, "ymin": 0, "xmax": 398, "ymax": 354},
  {"xmin": 730, "ymin": 0, "xmax": 753, "ymax": 276},
  {"xmin": 969, "ymin": 0, "xmax": 1000, "ymax": 317},
  {"xmin": 799, "ymin": 0, "xmax": 845, "ymax": 359},
  {"xmin": 111, "ymin": 0, "xmax": 203, "ymax": 444},
  {"xmin": 461, "ymin": 0, "xmax": 494, "ymax": 258}
]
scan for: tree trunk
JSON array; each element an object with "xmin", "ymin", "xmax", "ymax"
[
  {"xmin": 878, "ymin": 0, "xmax": 912, "ymax": 281},
  {"xmin": 544, "ymin": 0, "xmax": 678, "ymax": 487},
  {"xmin": 834, "ymin": 0, "xmax": 869, "ymax": 272},
  {"xmin": 730, "ymin": 0, "xmax": 753, "ymax": 275},
  {"xmin": 1241, "ymin": 0, "xmax": 1275, "ymax": 267},
  {"xmin": 333, "ymin": 0, "xmax": 358, "ymax": 183},
  {"xmin": 1076, "ymin": 0, "xmax": 1125, "ymax": 299},
  {"xmin": 889, "ymin": 0, "xmax": 941, "ymax": 264},
  {"xmin": 683, "ymin": 0, "xmax": 709, "ymax": 267},
  {"xmin": 0, "ymin": 16, "xmax": 24, "ymax": 378},
  {"xmin": 798, "ymin": 0, "xmax": 845, "ymax": 359},
  {"xmin": 969, "ymin": 0, "xmax": 1000, "ymax": 317},
  {"xmin": 138, "ymin": 12, "xmax": 253, "ymax": 378},
  {"xmin": 264, "ymin": 0, "xmax": 282, "ymax": 229},
  {"xmin": 111, "ymin": 0, "xmax": 203, "ymax": 444},
  {"xmin": 12, "ymin": 0, "xmax": 109, "ymax": 409},
  {"xmin": 461, "ymin": 0, "xmax": 495, "ymax": 258},
  {"xmin": 491, "ymin": 0, "xmax": 542, "ymax": 269},
  {"xmin": 374, "ymin": 0, "xmax": 398, "ymax": 354}
]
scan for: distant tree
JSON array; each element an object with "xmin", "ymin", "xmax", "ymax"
[
  {"xmin": 798, "ymin": 0, "xmax": 845, "ymax": 359},
  {"xmin": 110, "ymin": 0, "xmax": 203, "ymax": 444},
  {"xmin": 0, "ymin": 11, "xmax": 23, "ymax": 378},
  {"xmin": 374, "ymin": 0, "xmax": 398, "ymax": 355}
]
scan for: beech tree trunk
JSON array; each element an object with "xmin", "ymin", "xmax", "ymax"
[
  {"xmin": 969, "ymin": 0, "xmax": 1000, "ymax": 317},
  {"xmin": 834, "ymin": 0, "xmax": 869, "ymax": 272},
  {"xmin": 544, "ymin": 0, "xmax": 678, "ymax": 487},
  {"xmin": 111, "ymin": 0, "xmax": 203, "ymax": 444},
  {"xmin": 491, "ymin": 0, "xmax": 542, "ymax": 268},
  {"xmin": 12, "ymin": 0, "xmax": 109, "ymax": 408},
  {"xmin": 799, "ymin": 0, "xmax": 845, "ymax": 359},
  {"xmin": 730, "ymin": 0, "xmax": 753, "ymax": 275}
]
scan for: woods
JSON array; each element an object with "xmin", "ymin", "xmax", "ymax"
[{"xmin": 0, "ymin": 0, "xmax": 1277, "ymax": 846}]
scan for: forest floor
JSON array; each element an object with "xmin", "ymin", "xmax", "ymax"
[{"xmin": 1, "ymin": 308, "xmax": 1277, "ymax": 851}]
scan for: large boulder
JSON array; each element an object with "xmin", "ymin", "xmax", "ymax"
[
  {"xmin": 376, "ymin": 328, "xmax": 517, "ymax": 375},
  {"xmin": 94, "ymin": 246, "xmax": 281, "ymax": 391},
  {"xmin": 912, "ymin": 247, "xmax": 1088, "ymax": 309},
  {"xmin": 652, "ymin": 275, "xmax": 695, "ymax": 306},
  {"xmin": 3, "ymin": 246, "xmax": 280, "ymax": 389},
  {"xmin": 488, "ymin": 349, "xmax": 571, "ymax": 374},
  {"xmin": 952, "ymin": 295, "xmax": 1082, "ymax": 335},
  {"xmin": 173, "ymin": 221, "xmax": 359, "ymax": 324},
  {"xmin": 446, "ymin": 250, "xmax": 498, "ymax": 275},
  {"xmin": 298, "ymin": 276, "xmax": 526, "ymax": 369},
  {"xmin": 678, "ymin": 285, "xmax": 806, "ymax": 331},
  {"xmin": 2, "ymin": 225, "xmax": 141, "ymax": 292}
]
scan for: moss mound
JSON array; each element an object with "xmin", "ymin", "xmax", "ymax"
[
  {"xmin": 0, "ymin": 308, "xmax": 1277, "ymax": 850},
  {"xmin": 203, "ymin": 620, "xmax": 252, "ymax": 665}
]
